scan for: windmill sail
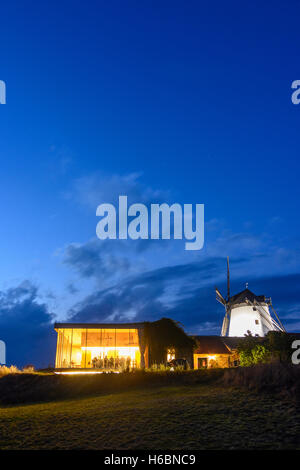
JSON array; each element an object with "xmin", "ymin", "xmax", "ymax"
[
  {"xmin": 227, "ymin": 256, "xmax": 230, "ymax": 300},
  {"xmin": 221, "ymin": 308, "xmax": 230, "ymax": 336},
  {"xmin": 269, "ymin": 303, "xmax": 286, "ymax": 332},
  {"xmin": 215, "ymin": 287, "xmax": 226, "ymax": 305}
]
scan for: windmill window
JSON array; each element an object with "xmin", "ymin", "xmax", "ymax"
[{"xmin": 255, "ymin": 320, "xmax": 259, "ymax": 324}]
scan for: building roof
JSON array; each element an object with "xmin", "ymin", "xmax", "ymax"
[
  {"xmin": 229, "ymin": 288, "xmax": 266, "ymax": 306},
  {"xmin": 222, "ymin": 336, "xmax": 264, "ymax": 350},
  {"xmin": 192, "ymin": 335, "xmax": 267, "ymax": 354},
  {"xmin": 193, "ymin": 336, "xmax": 232, "ymax": 355},
  {"xmin": 54, "ymin": 322, "xmax": 146, "ymax": 330}
]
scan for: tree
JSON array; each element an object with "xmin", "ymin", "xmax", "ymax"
[
  {"xmin": 237, "ymin": 331, "xmax": 295, "ymax": 366},
  {"xmin": 266, "ymin": 331, "xmax": 295, "ymax": 362},
  {"xmin": 144, "ymin": 318, "xmax": 195, "ymax": 365},
  {"xmin": 237, "ymin": 331, "xmax": 270, "ymax": 366},
  {"xmin": 252, "ymin": 344, "xmax": 270, "ymax": 364}
]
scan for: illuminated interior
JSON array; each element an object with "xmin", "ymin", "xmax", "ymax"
[
  {"xmin": 167, "ymin": 348, "xmax": 176, "ymax": 361},
  {"xmin": 193, "ymin": 353, "xmax": 232, "ymax": 369},
  {"xmin": 207, "ymin": 355, "xmax": 216, "ymax": 361},
  {"xmin": 55, "ymin": 327, "xmax": 141, "ymax": 370}
]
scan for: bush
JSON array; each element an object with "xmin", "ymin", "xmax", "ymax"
[
  {"xmin": 0, "ymin": 365, "xmax": 21, "ymax": 377},
  {"xmin": 23, "ymin": 366, "xmax": 35, "ymax": 374},
  {"xmin": 146, "ymin": 363, "xmax": 171, "ymax": 372},
  {"xmin": 238, "ymin": 331, "xmax": 297, "ymax": 366},
  {"xmin": 222, "ymin": 362, "xmax": 300, "ymax": 401},
  {"xmin": 239, "ymin": 344, "xmax": 270, "ymax": 366},
  {"xmin": 0, "ymin": 365, "xmax": 37, "ymax": 377},
  {"xmin": 252, "ymin": 344, "xmax": 270, "ymax": 364}
]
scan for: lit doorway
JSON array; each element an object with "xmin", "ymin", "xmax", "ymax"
[{"xmin": 197, "ymin": 357, "xmax": 208, "ymax": 369}]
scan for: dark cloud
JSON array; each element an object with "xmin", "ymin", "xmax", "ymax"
[
  {"xmin": 61, "ymin": 170, "xmax": 179, "ymax": 281},
  {"xmin": 68, "ymin": 260, "xmax": 300, "ymax": 335},
  {"xmin": 66, "ymin": 257, "xmax": 233, "ymax": 333},
  {"xmin": 63, "ymin": 240, "xmax": 132, "ymax": 281},
  {"xmin": 66, "ymin": 282, "xmax": 79, "ymax": 295},
  {"xmin": 0, "ymin": 281, "xmax": 56, "ymax": 368}
]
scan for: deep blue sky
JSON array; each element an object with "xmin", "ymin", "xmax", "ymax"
[{"xmin": 1, "ymin": 1, "xmax": 300, "ymax": 367}]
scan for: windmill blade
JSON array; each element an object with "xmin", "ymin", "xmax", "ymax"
[
  {"xmin": 253, "ymin": 299, "xmax": 285, "ymax": 332},
  {"xmin": 269, "ymin": 303, "xmax": 286, "ymax": 332},
  {"xmin": 215, "ymin": 286, "xmax": 226, "ymax": 305},
  {"xmin": 227, "ymin": 256, "xmax": 230, "ymax": 300},
  {"xmin": 221, "ymin": 306, "xmax": 231, "ymax": 336},
  {"xmin": 221, "ymin": 314, "xmax": 228, "ymax": 336},
  {"xmin": 244, "ymin": 298, "xmax": 274, "ymax": 329},
  {"xmin": 245, "ymin": 298, "xmax": 283, "ymax": 332}
]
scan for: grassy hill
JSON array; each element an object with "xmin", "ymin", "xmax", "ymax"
[
  {"xmin": 0, "ymin": 365, "xmax": 299, "ymax": 450},
  {"xmin": 0, "ymin": 382, "xmax": 299, "ymax": 450}
]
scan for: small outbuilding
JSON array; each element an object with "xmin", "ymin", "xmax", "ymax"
[{"xmin": 193, "ymin": 336, "xmax": 240, "ymax": 368}]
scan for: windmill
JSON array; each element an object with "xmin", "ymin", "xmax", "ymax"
[{"xmin": 215, "ymin": 257, "xmax": 286, "ymax": 337}]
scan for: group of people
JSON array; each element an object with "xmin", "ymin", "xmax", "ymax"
[{"xmin": 91, "ymin": 355, "xmax": 133, "ymax": 370}]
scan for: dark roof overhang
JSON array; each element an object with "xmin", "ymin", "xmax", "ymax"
[{"xmin": 54, "ymin": 322, "xmax": 146, "ymax": 331}]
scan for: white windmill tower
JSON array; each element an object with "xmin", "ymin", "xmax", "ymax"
[{"xmin": 215, "ymin": 257, "xmax": 286, "ymax": 337}]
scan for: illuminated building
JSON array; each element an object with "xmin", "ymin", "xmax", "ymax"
[
  {"xmin": 55, "ymin": 322, "xmax": 147, "ymax": 371},
  {"xmin": 192, "ymin": 336, "xmax": 240, "ymax": 369}
]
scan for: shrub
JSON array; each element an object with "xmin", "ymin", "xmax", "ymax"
[
  {"xmin": 0, "ymin": 365, "xmax": 37, "ymax": 377},
  {"xmin": 252, "ymin": 344, "xmax": 270, "ymax": 364},
  {"xmin": 146, "ymin": 363, "xmax": 171, "ymax": 372},
  {"xmin": 266, "ymin": 331, "xmax": 295, "ymax": 362},
  {"xmin": 239, "ymin": 344, "xmax": 271, "ymax": 366},
  {"xmin": 237, "ymin": 331, "xmax": 296, "ymax": 366},
  {"xmin": 23, "ymin": 366, "xmax": 35, "ymax": 374},
  {"xmin": 222, "ymin": 362, "xmax": 300, "ymax": 401},
  {"xmin": 0, "ymin": 365, "xmax": 21, "ymax": 377}
]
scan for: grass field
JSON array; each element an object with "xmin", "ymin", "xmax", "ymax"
[{"xmin": 0, "ymin": 383, "xmax": 299, "ymax": 450}]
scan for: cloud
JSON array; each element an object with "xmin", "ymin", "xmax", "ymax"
[
  {"xmin": 66, "ymin": 257, "xmax": 235, "ymax": 333},
  {"xmin": 63, "ymin": 239, "xmax": 135, "ymax": 283},
  {"xmin": 65, "ymin": 171, "xmax": 169, "ymax": 209},
  {"xmin": 67, "ymin": 259, "xmax": 300, "ymax": 336},
  {"xmin": 66, "ymin": 282, "xmax": 79, "ymax": 295},
  {"xmin": 60, "ymin": 170, "xmax": 181, "ymax": 282},
  {"xmin": 0, "ymin": 281, "xmax": 56, "ymax": 368},
  {"xmin": 47, "ymin": 145, "xmax": 74, "ymax": 178},
  {"xmin": 61, "ymin": 170, "xmax": 300, "ymax": 290}
]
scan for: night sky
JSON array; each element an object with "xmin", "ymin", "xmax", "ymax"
[{"xmin": 1, "ymin": 1, "xmax": 300, "ymax": 367}]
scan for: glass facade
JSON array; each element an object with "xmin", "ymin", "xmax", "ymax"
[{"xmin": 55, "ymin": 327, "xmax": 141, "ymax": 370}]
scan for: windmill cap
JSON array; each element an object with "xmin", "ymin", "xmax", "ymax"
[{"xmin": 229, "ymin": 288, "xmax": 267, "ymax": 307}]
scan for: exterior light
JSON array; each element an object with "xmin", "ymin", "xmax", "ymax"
[{"xmin": 54, "ymin": 370, "xmax": 120, "ymax": 375}]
